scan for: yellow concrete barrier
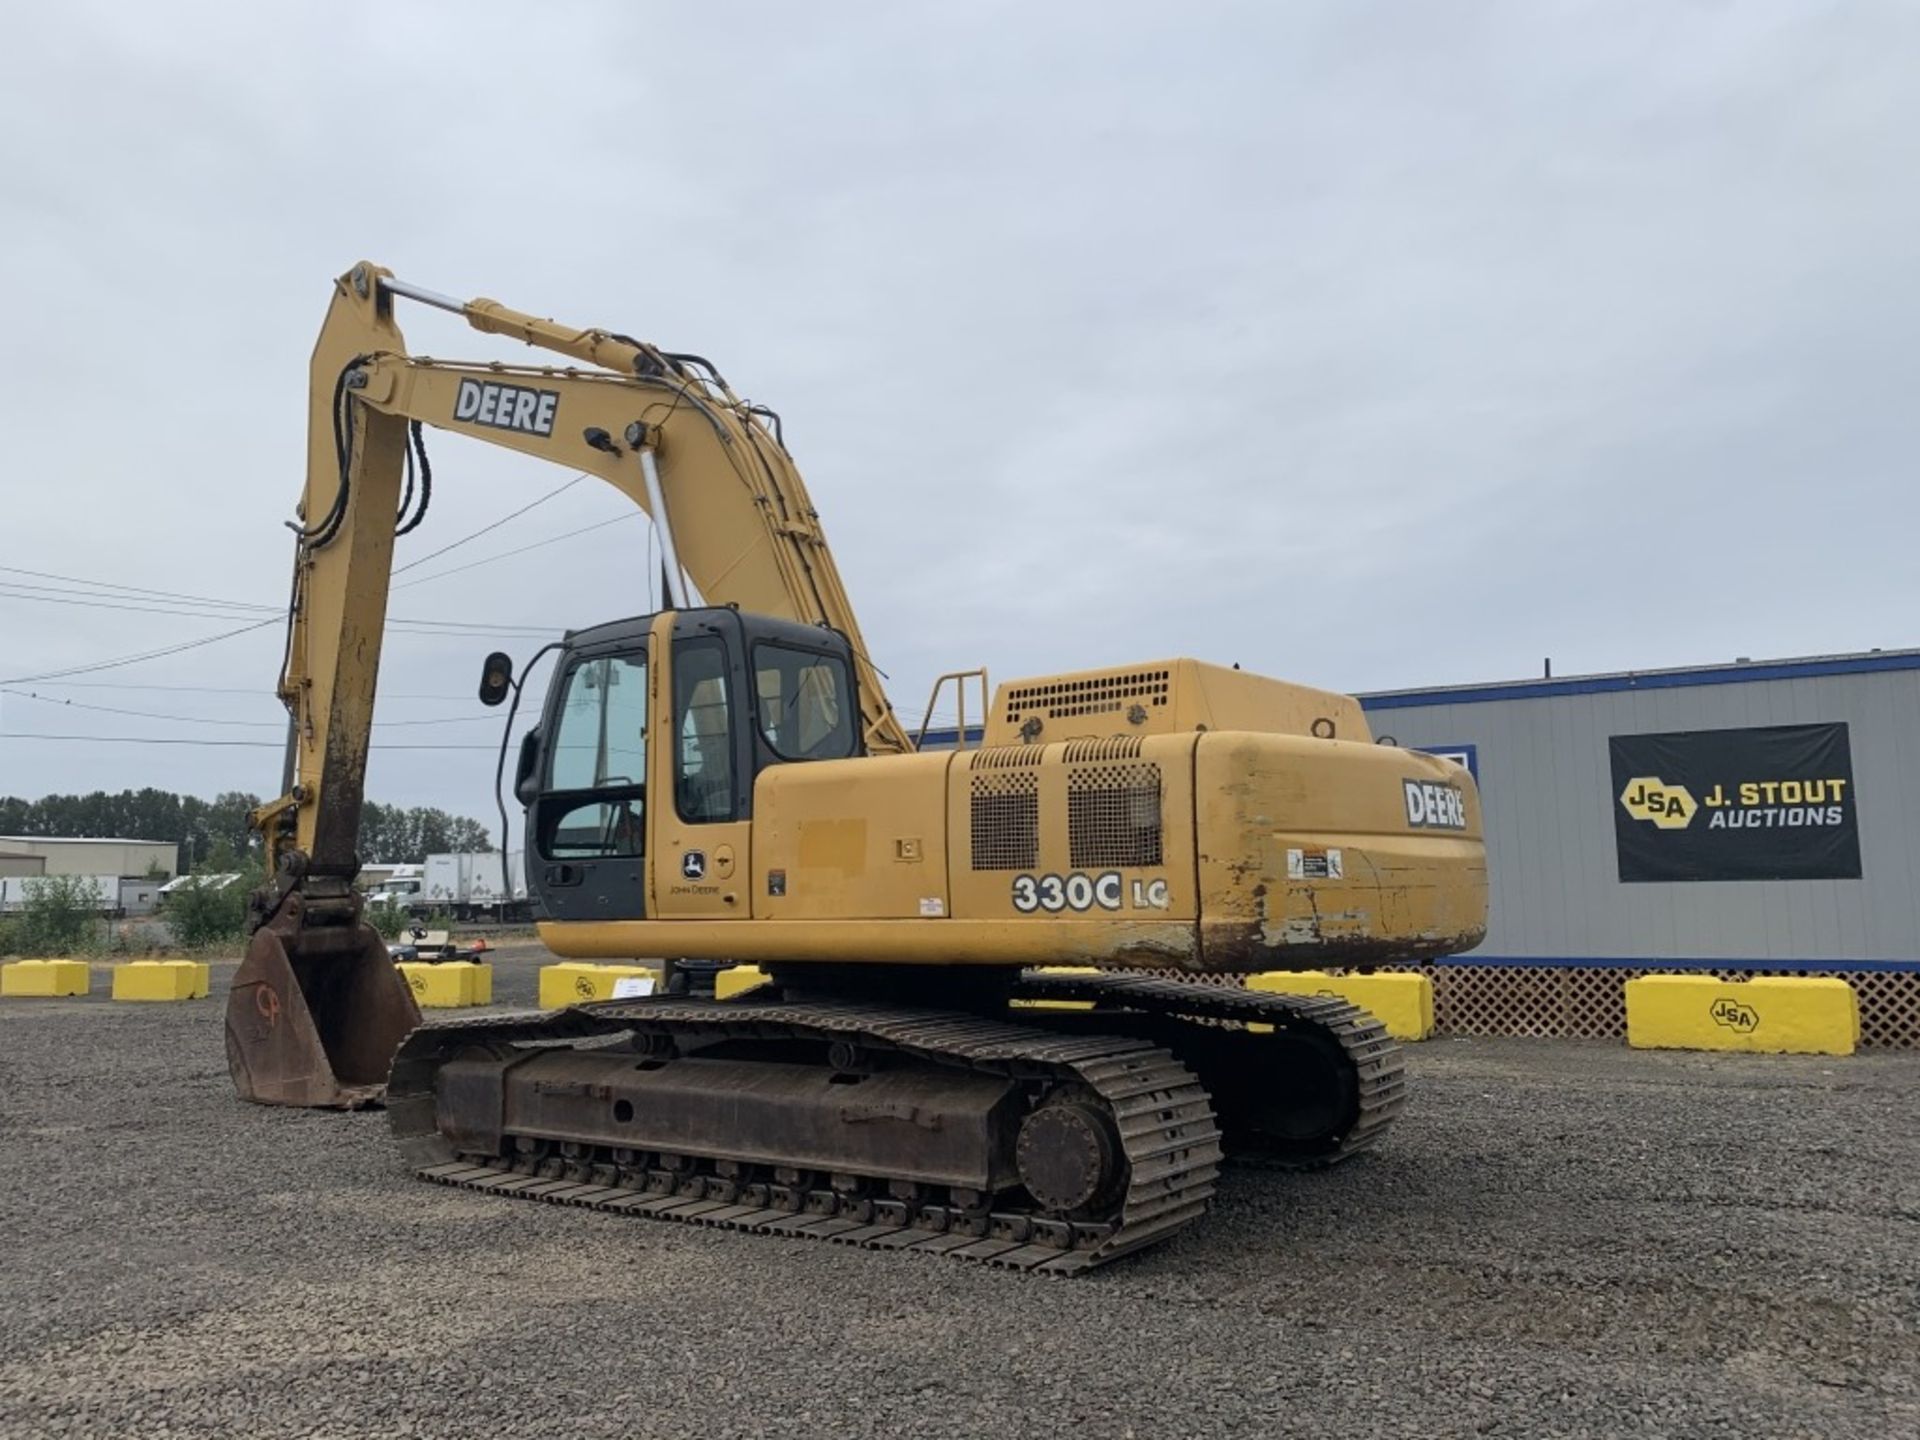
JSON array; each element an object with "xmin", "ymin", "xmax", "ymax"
[
  {"xmin": 397, "ymin": 962, "xmax": 493, "ymax": 1008},
  {"xmin": 1245, "ymin": 970, "xmax": 1435, "ymax": 1041},
  {"xmin": 111, "ymin": 960, "xmax": 210, "ymax": 1001},
  {"xmin": 715, "ymin": 964, "xmax": 771, "ymax": 1001},
  {"xmin": 1008, "ymin": 965, "xmax": 1100, "ymax": 1011},
  {"xmin": 1, "ymin": 959, "xmax": 91, "ymax": 997},
  {"xmin": 539, "ymin": 962, "xmax": 661, "ymax": 1008},
  {"xmin": 1626, "ymin": 976, "xmax": 1857, "ymax": 1056}
]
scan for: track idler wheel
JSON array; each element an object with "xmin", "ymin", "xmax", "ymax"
[{"xmin": 1016, "ymin": 1090, "xmax": 1126, "ymax": 1217}]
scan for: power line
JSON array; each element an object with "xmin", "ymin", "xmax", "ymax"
[
  {"xmin": 394, "ymin": 512, "xmax": 639, "ymax": 590},
  {"xmin": 0, "ymin": 565, "xmax": 272, "ymax": 611},
  {"xmin": 0, "ymin": 619, "xmax": 284, "ymax": 686},
  {"xmin": 1, "ymin": 688, "xmax": 280, "ymax": 728},
  {"xmin": 0, "ymin": 587, "xmax": 262, "ymax": 625},
  {"xmin": 13, "ymin": 681, "xmax": 476, "ymax": 698},
  {"xmin": 0, "ymin": 563, "xmax": 564, "ymax": 631},
  {"xmin": 0, "ymin": 581, "xmax": 558, "ymax": 638},
  {"xmin": 0, "ymin": 732, "xmax": 500, "ymax": 751},
  {"xmin": 0, "ymin": 688, "xmax": 498, "ymax": 729},
  {"xmin": 0, "ymin": 512, "xmax": 600, "ymax": 683},
  {"xmin": 392, "ymin": 472, "xmax": 592, "ymax": 575}
]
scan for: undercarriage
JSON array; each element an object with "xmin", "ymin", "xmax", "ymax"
[{"xmin": 389, "ymin": 971, "xmax": 1404, "ymax": 1274}]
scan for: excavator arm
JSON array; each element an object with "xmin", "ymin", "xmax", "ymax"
[
  {"xmin": 286, "ymin": 263, "xmax": 909, "ymax": 866},
  {"xmin": 228, "ymin": 261, "xmax": 911, "ymax": 1107}
]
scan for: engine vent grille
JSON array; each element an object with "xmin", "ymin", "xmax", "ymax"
[
  {"xmin": 1068, "ymin": 763, "xmax": 1163, "ymax": 869},
  {"xmin": 1003, "ymin": 669, "xmax": 1171, "ymax": 723},
  {"xmin": 970, "ymin": 770, "xmax": 1040, "ymax": 870},
  {"xmin": 969, "ymin": 745, "xmax": 1045, "ymax": 770},
  {"xmin": 1061, "ymin": 737, "xmax": 1144, "ymax": 763}
]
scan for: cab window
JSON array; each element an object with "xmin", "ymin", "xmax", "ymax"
[
  {"xmin": 674, "ymin": 637, "xmax": 735, "ymax": 822},
  {"xmin": 542, "ymin": 652, "xmax": 647, "ymax": 859},
  {"xmin": 754, "ymin": 642, "xmax": 856, "ymax": 761}
]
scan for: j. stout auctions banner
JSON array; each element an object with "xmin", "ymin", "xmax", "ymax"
[{"xmin": 1610, "ymin": 723, "xmax": 1861, "ymax": 883}]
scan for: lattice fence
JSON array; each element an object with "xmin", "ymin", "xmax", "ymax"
[{"xmin": 1149, "ymin": 965, "xmax": 1920, "ymax": 1048}]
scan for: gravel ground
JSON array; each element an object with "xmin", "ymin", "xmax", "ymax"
[{"xmin": 2, "ymin": 949, "xmax": 1915, "ymax": 1439}]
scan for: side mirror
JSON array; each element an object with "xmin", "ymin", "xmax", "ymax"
[
  {"xmin": 514, "ymin": 729, "xmax": 543, "ymax": 806},
  {"xmin": 479, "ymin": 651, "xmax": 514, "ymax": 707}
]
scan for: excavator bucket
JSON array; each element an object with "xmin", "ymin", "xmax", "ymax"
[{"xmin": 225, "ymin": 913, "xmax": 421, "ymax": 1109}]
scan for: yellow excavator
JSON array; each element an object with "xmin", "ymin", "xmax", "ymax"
[{"xmin": 226, "ymin": 262, "xmax": 1487, "ymax": 1273}]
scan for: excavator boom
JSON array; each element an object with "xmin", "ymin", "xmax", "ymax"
[
  {"xmin": 229, "ymin": 262, "xmax": 914, "ymax": 1106},
  {"xmin": 283, "ymin": 263, "xmax": 910, "ymax": 877}
]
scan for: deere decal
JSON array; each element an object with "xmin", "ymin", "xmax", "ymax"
[{"xmin": 1609, "ymin": 723, "xmax": 1861, "ymax": 882}]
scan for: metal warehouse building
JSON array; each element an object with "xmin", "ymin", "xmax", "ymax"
[
  {"xmin": 1359, "ymin": 648, "xmax": 1919, "ymax": 1044},
  {"xmin": 0, "ymin": 836, "xmax": 179, "ymax": 880}
]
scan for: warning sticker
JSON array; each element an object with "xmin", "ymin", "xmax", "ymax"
[
  {"xmin": 919, "ymin": 897, "xmax": 946, "ymax": 917},
  {"xmin": 610, "ymin": 975, "xmax": 656, "ymax": 999},
  {"xmin": 1286, "ymin": 848, "xmax": 1344, "ymax": 881}
]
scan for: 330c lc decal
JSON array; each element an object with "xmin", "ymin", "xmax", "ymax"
[{"xmin": 1011, "ymin": 872, "xmax": 1170, "ymax": 914}]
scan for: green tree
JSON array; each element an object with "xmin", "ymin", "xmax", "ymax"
[
  {"xmin": 445, "ymin": 815, "xmax": 494, "ymax": 852},
  {"xmin": 208, "ymin": 792, "xmax": 263, "ymax": 862},
  {"xmin": 197, "ymin": 837, "xmax": 240, "ymax": 875},
  {"xmin": 1, "ymin": 789, "xmax": 491, "ymax": 867},
  {"xmin": 165, "ymin": 873, "xmax": 253, "ymax": 949},
  {"xmin": 13, "ymin": 874, "xmax": 102, "ymax": 956},
  {"xmin": 365, "ymin": 897, "xmax": 413, "ymax": 939},
  {"xmin": 359, "ymin": 800, "xmax": 403, "ymax": 864}
]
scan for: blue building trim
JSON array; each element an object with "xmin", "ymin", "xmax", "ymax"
[
  {"xmin": 915, "ymin": 725, "xmax": 985, "ymax": 749},
  {"xmin": 1426, "ymin": 954, "xmax": 1920, "ymax": 974},
  {"xmin": 1412, "ymin": 742, "xmax": 1478, "ymax": 782},
  {"xmin": 1359, "ymin": 649, "xmax": 1920, "ymax": 712}
]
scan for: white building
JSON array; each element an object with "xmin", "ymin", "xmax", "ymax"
[{"xmin": 0, "ymin": 836, "xmax": 178, "ymax": 880}]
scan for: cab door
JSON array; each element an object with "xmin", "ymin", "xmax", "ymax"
[
  {"xmin": 649, "ymin": 612, "xmax": 752, "ymax": 918},
  {"xmin": 526, "ymin": 637, "xmax": 650, "ymax": 923}
]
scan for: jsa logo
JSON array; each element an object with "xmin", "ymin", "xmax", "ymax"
[
  {"xmin": 1619, "ymin": 776, "xmax": 1696, "ymax": 830},
  {"xmin": 1404, "ymin": 779, "xmax": 1467, "ymax": 830},
  {"xmin": 454, "ymin": 378, "xmax": 559, "ymax": 437},
  {"xmin": 1710, "ymin": 998, "xmax": 1759, "ymax": 1032}
]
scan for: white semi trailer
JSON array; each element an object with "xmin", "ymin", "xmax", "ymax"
[
  {"xmin": 421, "ymin": 850, "xmax": 528, "ymax": 922},
  {"xmin": 0, "ymin": 875, "xmax": 160, "ymax": 917}
]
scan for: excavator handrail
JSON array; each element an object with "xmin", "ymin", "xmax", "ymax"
[{"xmin": 913, "ymin": 668, "xmax": 991, "ymax": 752}]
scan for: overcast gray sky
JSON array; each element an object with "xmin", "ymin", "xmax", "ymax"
[{"xmin": 2, "ymin": 1, "xmax": 1914, "ymax": 835}]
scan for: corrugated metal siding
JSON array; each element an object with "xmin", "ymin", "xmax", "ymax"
[{"xmin": 1364, "ymin": 670, "xmax": 1920, "ymax": 963}]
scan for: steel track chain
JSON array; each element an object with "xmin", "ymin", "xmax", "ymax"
[
  {"xmin": 390, "ymin": 997, "xmax": 1223, "ymax": 1275},
  {"xmin": 1005, "ymin": 971, "xmax": 1408, "ymax": 1167}
]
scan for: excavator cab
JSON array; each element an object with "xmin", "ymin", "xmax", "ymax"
[
  {"xmin": 510, "ymin": 606, "xmax": 863, "ymax": 925},
  {"xmin": 229, "ymin": 604, "xmax": 861, "ymax": 1109}
]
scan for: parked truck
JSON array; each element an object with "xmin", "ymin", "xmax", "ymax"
[
  {"xmin": 421, "ymin": 850, "xmax": 527, "ymax": 923},
  {"xmin": 363, "ymin": 864, "xmax": 425, "ymax": 912}
]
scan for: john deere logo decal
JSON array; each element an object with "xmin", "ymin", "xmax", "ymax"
[
  {"xmin": 1620, "ymin": 777, "xmax": 1696, "ymax": 830},
  {"xmin": 1403, "ymin": 780, "xmax": 1467, "ymax": 830},
  {"xmin": 454, "ymin": 377, "xmax": 559, "ymax": 436},
  {"xmin": 1710, "ymin": 998, "xmax": 1758, "ymax": 1033}
]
